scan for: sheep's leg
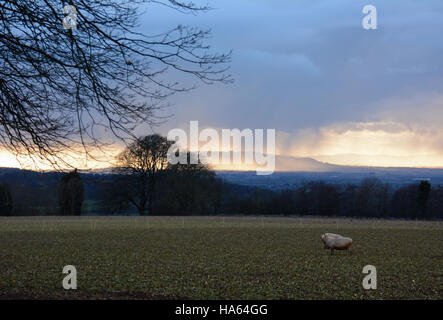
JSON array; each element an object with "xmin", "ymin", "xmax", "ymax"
[
  {"xmin": 349, "ymin": 249, "xmax": 353, "ymax": 256},
  {"xmin": 330, "ymin": 248, "xmax": 334, "ymax": 255}
]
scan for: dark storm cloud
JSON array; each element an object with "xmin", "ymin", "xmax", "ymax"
[
  {"xmin": 137, "ymin": 0, "xmax": 443, "ymax": 131},
  {"xmin": 134, "ymin": 0, "xmax": 443, "ymax": 167}
]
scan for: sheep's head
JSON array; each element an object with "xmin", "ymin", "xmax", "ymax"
[{"xmin": 321, "ymin": 234, "xmax": 326, "ymax": 244}]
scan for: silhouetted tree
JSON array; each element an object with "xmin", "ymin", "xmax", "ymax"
[
  {"xmin": 0, "ymin": 183, "xmax": 13, "ymax": 216},
  {"xmin": 95, "ymin": 178, "xmax": 131, "ymax": 215},
  {"xmin": 59, "ymin": 169, "xmax": 84, "ymax": 215},
  {"xmin": 116, "ymin": 135, "xmax": 173, "ymax": 215},
  {"xmin": 293, "ymin": 182, "xmax": 339, "ymax": 216},
  {"xmin": 0, "ymin": 1, "xmax": 231, "ymax": 167},
  {"xmin": 417, "ymin": 180, "xmax": 431, "ymax": 219},
  {"xmin": 391, "ymin": 184, "xmax": 417, "ymax": 219},
  {"xmin": 156, "ymin": 152, "xmax": 216, "ymax": 215},
  {"xmin": 427, "ymin": 185, "xmax": 443, "ymax": 220},
  {"xmin": 275, "ymin": 189, "xmax": 295, "ymax": 216},
  {"xmin": 340, "ymin": 184, "xmax": 358, "ymax": 217},
  {"xmin": 356, "ymin": 178, "xmax": 389, "ymax": 218},
  {"xmin": 208, "ymin": 178, "xmax": 224, "ymax": 215},
  {"xmin": 294, "ymin": 184, "xmax": 309, "ymax": 216},
  {"xmin": 314, "ymin": 182, "xmax": 340, "ymax": 216}
]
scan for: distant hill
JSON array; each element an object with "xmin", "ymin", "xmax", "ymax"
[
  {"xmin": 274, "ymin": 155, "xmax": 343, "ymax": 172},
  {"xmin": 217, "ymin": 156, "xmax": 443, "ymax": 190},
  {"xmin": 274, "ymin": 155, "xmax": 443, "ymax": 173}
]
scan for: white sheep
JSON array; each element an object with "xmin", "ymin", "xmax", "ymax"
[
  {"xmin": 324, "ymin": 236, "xmax": 353, "ymax": 255},
  {"xmin": 321, "ymin": 233, "xmax": 342, "ymax": 249}
]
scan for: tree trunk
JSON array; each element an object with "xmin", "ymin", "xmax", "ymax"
[
  {"xmin": 138, "ymin": 174, "xmax": 148, "ymax": 216},
  {"xmin": 138, "ymin": 205, "xmax": 145, "ymax": 216},
  {"xmin": 138, "ymin": 192, "xmax": 147, "ymax": 216},
  {"xmin": 148, "ymin": 192, "xmax": 153, "ymax": 216},
  {"xmin": 147, "ymin": 177, "xmax": 155, "ymax": 216}
]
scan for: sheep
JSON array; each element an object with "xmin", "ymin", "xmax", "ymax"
[
  {"xmin": 324, "ymin": 236, "xmax": 353, "ymax": 255},
  {"xmin": 321, "ymin": 233, "xmax": 342, "ymax": 249}
]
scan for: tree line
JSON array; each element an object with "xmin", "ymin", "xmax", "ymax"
[
  {"xmin": 0, "ymin": 134, "xmax": 442, "ymax": 220},
  {"xmin": 225, "ymin": 179, "xmax": 440, "ymax": 220},
  {"xmin": 1, "ymin": 173, "xmax": 441, "ymax": 220},
  {"xmin": 1, "ymin": 169, "xmax": 442, "ymax": 220}
]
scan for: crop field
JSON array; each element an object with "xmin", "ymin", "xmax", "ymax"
[{"xmin": 0, "ymin": 216, "xmax": 441, "ymax": 300}]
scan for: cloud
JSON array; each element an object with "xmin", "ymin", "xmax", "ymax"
[
  {"xmin": 148, "ymin": 0, "xmax": 443, "ymax": 134},
  {"xmin": 275, "ymin": 115, "xmax": 443, "ymax": 168},
  {"xmin": 3, "ymin": 0, "xmax": 443, "ymax": 170},
  {"xmin": 236, "ymin": 50, "xmax": 321, "ymax": 77}
]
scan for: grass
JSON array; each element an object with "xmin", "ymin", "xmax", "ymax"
[{"xmin": 0, "ymin": 216, "xmax": 441, "ymax": 299}]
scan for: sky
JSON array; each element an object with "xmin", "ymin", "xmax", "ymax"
[
  {"xmin": 1, "ymin": 0, "xmax": 443, "ymax": 170},
  {"xmin": 144, "ymin": 0, "xmax": 443, "ymax": 169}
]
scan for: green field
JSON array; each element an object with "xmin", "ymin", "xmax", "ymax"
[{"xmin": 0, "ymin": 217, "xmax": 441, "ymax": 299}]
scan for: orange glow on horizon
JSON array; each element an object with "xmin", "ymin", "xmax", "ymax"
[{"xmin": 1, "ymin": 120, "xmax": 443, "ymax": 171}]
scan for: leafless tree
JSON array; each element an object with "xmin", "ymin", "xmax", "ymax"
[
  {"xmin": 59, "ymin": 168, "xmax": 84, "ymax": 215},
  {"xmin": 116, "ymin": 134, "xmax": 173, "ymax": 215},
  {"xmin": 0, "ymin": 0, "xmax": 231, "ymax": 169}
]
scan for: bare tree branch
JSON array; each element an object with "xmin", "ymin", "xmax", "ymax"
[{"xmin": 0, "ymin": 0, "xmax": 232, "ymax": 170}]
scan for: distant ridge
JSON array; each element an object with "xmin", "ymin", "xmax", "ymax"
[
  {"xmin": 274, "ymin": 155, "xmax": 443, "ymax": 173},
  {"xmin": 215, "ymin": 156, "xmax": 443, "ymax": 190},
  {"xmin": 275, "ymin": 155, "xmax": 344, "ymax": 172},
  {"xmin": 1, "ymin": 155, "xmax": 443, "ymax": 174}
]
